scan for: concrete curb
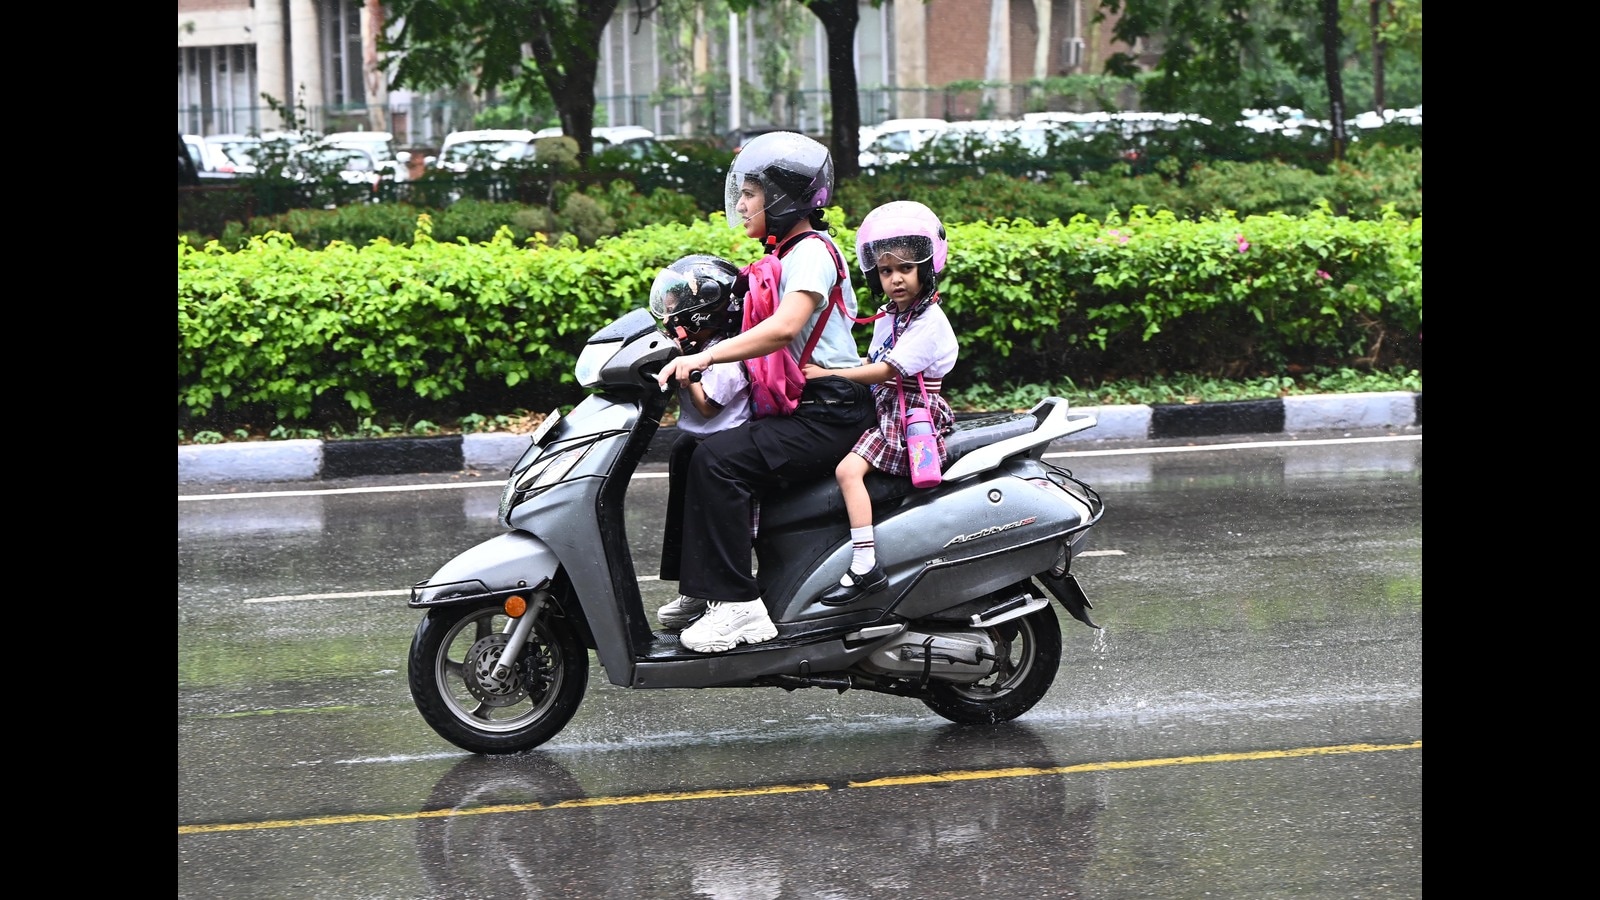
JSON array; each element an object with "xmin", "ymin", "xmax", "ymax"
[{"xmin": 177, "ymin": 391, "xmax": 1421, "ymax": 486}]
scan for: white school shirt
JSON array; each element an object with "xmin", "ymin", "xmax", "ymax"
[
  {"xmin": 674, "ymin": 337, "xmax": 752, "ymax": 436},
  {"xmin": 869, "ymin": 302, "xmax": 958, "ymax": 387}
]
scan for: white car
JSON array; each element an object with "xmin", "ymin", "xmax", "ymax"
[
  {"xmin": 182, "ymin": 134, "xmax": 234, "ymax": 179},
  {"xmin": 322, "ymin": 131, "xmax": 412, "ymax": 182},
  {"xmin": 1349, "ymin": 105, "xmax": 1421, "ymax": 130},
  {"xmin": 202, "ymin": 131, "xmax": 310, "ymax": 177},
  {"xmin": 428, "ymin": 129, "xmax": 539, "ymax": 173},
  {"xmin": 859, "ymin": 117, "xmax": 948, "ymax": 168},
  {"xmin": 531, "ymin": 124, "xmax": 686, "ymax": 161},
  {"xmin": 286, "ymin": 143, "xmax": 385, "ymax": 204},
  {"xmin": 533, "ymin": 125, "xmax": 688, "ymax": 185}
]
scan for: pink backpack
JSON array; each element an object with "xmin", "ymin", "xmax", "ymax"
[{"xmin": 741, "ymin": 232, "xmax": 877, "ymax": 418}]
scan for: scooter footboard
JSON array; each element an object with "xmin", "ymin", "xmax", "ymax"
[{"xmin": 409, "ymin": 532, "xmax": 560, "ymax": 608}]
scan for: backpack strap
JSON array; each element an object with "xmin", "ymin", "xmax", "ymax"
[{"xmin": 777, "ymin": 230, "xmax": 886, "ymax": 336}]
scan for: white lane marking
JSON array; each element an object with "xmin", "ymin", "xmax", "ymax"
[
  {"xmin": 180, "ymin": 434, "xmax": 1417, "ymax": 503},
  {"xmin": 240, "ymin": 558, "xmax": 1124, "ymax": 605},
  {"xmin": 1044, "ymin": 433, "xmax": 1421, "ymax": 459}
]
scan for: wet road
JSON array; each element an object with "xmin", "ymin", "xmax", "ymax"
[{"xmin": 178, "ymin": 433, "xmax": 1422, "ymax": 899}]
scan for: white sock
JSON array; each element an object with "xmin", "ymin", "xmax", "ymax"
[{"xmin": 845, "ymin": 526, "xmax": 876, "ymax": 584}]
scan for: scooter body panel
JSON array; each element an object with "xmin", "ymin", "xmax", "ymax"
[
  {"xmin": 409, "ymin": 531, "xmax": 560, "ymax": 607},
  {"xmin": 499, "ymin": 391, "xmax": 658, "ymax": 685},
  {"xmin": 761, "ymin": 458, "xmax": 1094, "ymax": 623},
  {"xmin": 632, "ymin": 636, "xmax": 886, "ymax": 688}
]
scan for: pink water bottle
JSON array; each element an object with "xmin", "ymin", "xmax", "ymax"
[{"xmin": 904, "ymin": 407, "xmax": 942, "ymax": 488}]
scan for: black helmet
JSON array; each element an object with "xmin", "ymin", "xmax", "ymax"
[
  {"xmin": 724, "ymin": 131, "xmax": 834, "ymax": 246},
  {"xmin": 648, "ymin": 254, "xmax": 742, "ymax": 347}
]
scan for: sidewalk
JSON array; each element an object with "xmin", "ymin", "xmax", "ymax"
[{"xmin": 177, "ymin": 391, "xmax": 1421, "ymax": 486}]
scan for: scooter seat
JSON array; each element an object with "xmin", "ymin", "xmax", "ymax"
[
  {"xmin": 756, "ymin": 411, "xmax": 1042, "ymax": 534},
  {"xmin": 943, "ymin": 411, "xmax": 1038, "ymax": 464}
]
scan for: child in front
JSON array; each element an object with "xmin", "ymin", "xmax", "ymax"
[
  {"xmin": 802, "ymin": 200, "xmax": 958, "ymax": 605},
  {"xmin": 648, "ymin": 254, "xmax": 755, "ymax": 630}
]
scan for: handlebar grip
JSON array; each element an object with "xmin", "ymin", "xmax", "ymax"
[{"xmin": 689, "ymin": 369, "xmax": 702, "ymax": 383}]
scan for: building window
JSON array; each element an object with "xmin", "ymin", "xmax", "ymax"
[
  {"xmin": 177, "ymin": 44, "xmax": 260, "ymax": 136},
  {"xmin": 320, "ymin": 0, "xmax": 366, "ymax": 114}
]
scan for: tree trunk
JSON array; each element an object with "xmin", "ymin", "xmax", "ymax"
[
  {"xmin": 1370, "ymin": 0, "xmax": 1386, "ymax": 113},
  {"xmin": 806, "ymin": 0, "xmax": 862, "ymax": 181},
  {"xmin": 529, "ymin": 0, "xmax": 618, "ymax": 164},
  {"xmin": 1320, "ymin": 0, "xmax": 1347, "ymax": 162}
]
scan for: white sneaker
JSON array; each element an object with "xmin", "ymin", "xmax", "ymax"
[
  {"xmin": 679, "ymin": 599, "xmax": 778, "ymax": 653},
  {"xmin": 657, "ymin": 594, "xmax": 708, "ymax": 630}
]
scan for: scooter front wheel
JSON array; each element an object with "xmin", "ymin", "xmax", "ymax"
[
  {"xmin": 921, "ymin": 601, "xmax": 1062, "ymax": 725},
  {"xmin": 408, "ymin": 601, "xmax": 588, "ymax": 754}
]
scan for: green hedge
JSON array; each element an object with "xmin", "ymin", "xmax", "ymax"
[
  {"xmin": 179, "ymin": 144, "xmax": 1422, "ymax": 250},
  {"xmin": 177, "ymin": 206, "xmax": 1420, "ymax": 432}
]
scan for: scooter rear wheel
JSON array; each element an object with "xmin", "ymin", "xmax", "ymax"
[
  {"xmin": 921, "ymin": 601, "xmax": 1062, "ymax": 725},
  {"xmin": 408, "ymin": 601, "xmax": 588, "ymax": 754}
]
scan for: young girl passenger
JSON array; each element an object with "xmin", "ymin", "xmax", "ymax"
[{"xmin": 802, "ymin": 200, "xmax": 959, "ymax": 605}]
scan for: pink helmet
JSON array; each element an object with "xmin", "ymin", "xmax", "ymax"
[{"xmin": 854, "ymin": 200, "xmax": 948, "ymax": 280}]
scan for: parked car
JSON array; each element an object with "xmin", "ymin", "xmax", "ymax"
[
  {"xmin": 858, "ymin": 117, "xmax": 948, "ymax": 169},
  {"xmin": 323, "ymin": 131, "xmax": 412, "ymax": 182},
  {"xmin": 182, "ymin": 133, "xmax": 253, "ymax": 180},
  {"xmin": 921, "ymin": 119, "xmax": 1043, "ymax": 160},
  {"xmin": 529, "ymin": 124, "xmax": 667, "ymax": 158},
  {"xmin": 202, "ymin": 134, "xmax": 260, "ymax": 175},
  {"xmin": 1348, "ymin": 105, "xmax": 1421, "ymax": 130},
  {"xmin": 723, "ymin": 126, "xmax": 794, "ymax": 154},
  {"xmin": 200, "ymin": 131, "xmax": 309, "ymax": 177},
  {"xmin": 286, "ymin": 142, "xmax": 385, "ymax": 204},
  {"xmin": 591, "ymin": 125, "xmax": 684, "ymax": 160},
  {"xmin": 179, "ymin": 132, "xmax": 201, "ymax": 185},
  {"xmin": 528, "ymin": 124, "xmax": 690, "ymax": 186},
  {"xmin": 427, "ymin": 129, "xmax": 538, "ymax": 173}
]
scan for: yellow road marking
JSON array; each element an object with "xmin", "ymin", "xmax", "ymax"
[{"xmin": 178, "ymin": 740, "xmax": 1419, "ymax": 836}]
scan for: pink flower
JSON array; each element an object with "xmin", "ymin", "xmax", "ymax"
[
  {"xmin": 1316, "ymin": 269, "xmax": 1331, "ymax": 280},
  {"xmin": 1234, "ymin": 233, "xmax": 1249, "ymax": 253},
  {"xmin": 1107, "ymin": 229, "xmax": 1129, "ymax": 244}
]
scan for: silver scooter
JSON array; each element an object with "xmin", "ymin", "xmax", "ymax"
[{"xmin": 407, "ymin": 308, "xmax": 1106, "ymax": 754}]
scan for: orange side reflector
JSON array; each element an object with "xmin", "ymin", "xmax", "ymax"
[{"xmin": 503, "ymin": 595, "xmax": 527, "ymax": 618}]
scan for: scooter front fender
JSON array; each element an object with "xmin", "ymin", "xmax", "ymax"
[{"xmin": 409, "ymin": 531, "xmax": 559, "ymax": 609}]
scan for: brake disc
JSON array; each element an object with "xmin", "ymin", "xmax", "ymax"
[{"xmin": 463, "ymin": 634, "xmax": 529, "ymax": 707}]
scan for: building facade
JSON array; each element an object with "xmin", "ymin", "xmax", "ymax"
[{"xmin": 177, "ymin": 1, "xmax": 1138, "ymax": 149}]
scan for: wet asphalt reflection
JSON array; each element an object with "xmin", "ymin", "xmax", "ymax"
[{"xmin": 179, "ymin": 434, "xmax": 1421, "ymax": 899}]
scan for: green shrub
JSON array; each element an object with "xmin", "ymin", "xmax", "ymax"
[{"xmin": 178, "ymin": 207, "xmax": 1419, "ymax": 434}]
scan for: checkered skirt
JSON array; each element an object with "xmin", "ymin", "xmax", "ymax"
[{"xmin": 850, "ymin": 381, "xmax": 955, "ymax": 475}]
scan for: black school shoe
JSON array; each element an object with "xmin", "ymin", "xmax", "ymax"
[{"xmin": 819, "ymin": 562, "xmax": 888, "ymax": 606}]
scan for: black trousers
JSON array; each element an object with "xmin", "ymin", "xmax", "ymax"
[
  {"xmin": 658, "ymin": 431, "xmax": 702, "ymax": 582},
  {"xmin": 678, "ymin": 376, "xmax": 874, "ymax": 603}
]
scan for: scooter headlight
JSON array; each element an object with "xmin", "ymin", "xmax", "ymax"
[{"xmin": 497, "ymin": 441, "xmax": 593, "ymax": 524}]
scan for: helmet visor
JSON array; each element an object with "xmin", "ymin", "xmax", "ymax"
[
  {"xmin": 723, "ymin": 171, "xmax": 768, "ymax": 230},
  {"xmin": 858, "ymin": 235, "xmax": 935, "ymax": 272},
  {"xmin": 649, "ymin": 268, "xmax": 698, "ymax": 321}
]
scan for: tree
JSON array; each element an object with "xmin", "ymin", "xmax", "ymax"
[
  {"xmin": 380, "ymin": 0, "xmax": 621, "ymax": 163},
  {"xmin": 376, "ymin": 0, "xmax": 887, "ymax": 180},
  {"xmin": 730, "ymin": 0, "xmax": 868, "ymax": 180},
  {"xmin": 1346, "ymin": 0, "xmax": 1422, "ymax": 112},
  {"xmin": 1096, "ymin": 0, "xmax": 1358, "ymax": 157}
]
